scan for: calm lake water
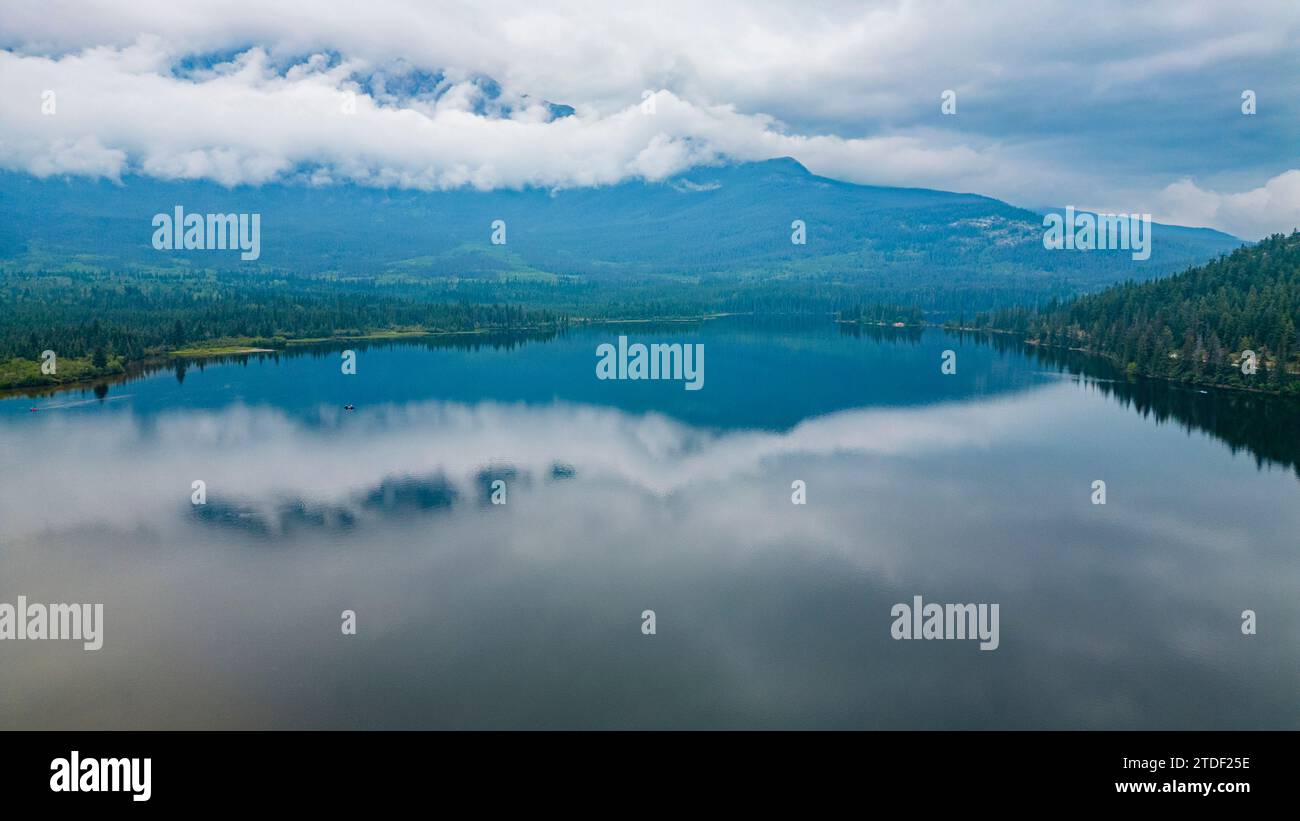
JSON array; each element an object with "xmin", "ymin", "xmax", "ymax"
[{"xmin": 1, "ymin": 317, "xmax": 1297, "ymax": 729}]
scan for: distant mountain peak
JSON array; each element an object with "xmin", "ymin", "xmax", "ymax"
[
  {"xmin": 751, "ymin": 156, "xmax": 811, "ymax": 175},
  {"xmin": 664, "ymin": 156, "xmax": 811, "ymax": 192}
]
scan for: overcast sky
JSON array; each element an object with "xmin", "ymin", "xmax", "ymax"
[{"xmin": 1, "ymin": 0, "xmax": 1297, "ymax": 238}]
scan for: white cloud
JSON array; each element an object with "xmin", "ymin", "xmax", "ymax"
[
  {"xmin": 5, "ymin": 1, "xmax": 1294, "ymax": 120},
  {"xmin": 1157, "ymin": 171, "xmax": 1300, "ymax": 237},
  {"xmin": 23, "ymin": 135, "xmax": 126, "ymax": 179},
  {"xmin": 0, "ymin": 43, "xmax": 1005, "ymax": 192},
  {"xmin": 1, "ymin": 1, "xmax": 1298, "ymax": 236}
]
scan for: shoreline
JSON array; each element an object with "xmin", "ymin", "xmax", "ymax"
[
  {"xmin": 8, "ymin": 314, "xmax": 1295, "ymax": 402},
  {"xmin": 1, "ymin": 317, "xmax": 726, "ymax": 400},
  {"xmin": 936, "ymin": 323, "xmax": 1298, "ymax": 398}
]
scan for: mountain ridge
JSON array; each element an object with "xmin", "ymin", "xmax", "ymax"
[{"xmin": 0, "ymin": 160, "xmax": 1242, "ymax": 312}]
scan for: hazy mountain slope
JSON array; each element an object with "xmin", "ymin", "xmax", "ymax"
[{"xmin": 0, "ymin": 159, "xmax": 1241, "ymax": 310}]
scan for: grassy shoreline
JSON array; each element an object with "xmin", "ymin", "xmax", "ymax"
[{"xmin": 0, "ymin": 354, "xmax": 127, "ymax": 394}]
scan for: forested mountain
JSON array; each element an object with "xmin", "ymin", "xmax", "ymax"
[
  {"xmin": 0, "ymin": 159, "xmax": 1240, "ymax": 313},
  {"xmin": 977, "ymin": 233, "xmax": 1300, "ymax": 394},
  {"xmin": 0, "ymin": 159, "xmax": 1254, "ymax": 390}
]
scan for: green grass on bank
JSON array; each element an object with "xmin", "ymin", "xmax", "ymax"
[
  {"xmin": 0, "ymin": 354, "xmax": 126, "ymax": 389},
  {"xmin": 168, "ymin": 336, "xmax": 287, "ymax": 357}
]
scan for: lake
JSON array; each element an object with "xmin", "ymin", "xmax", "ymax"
[{"xmin": 1, "ymin": 317, "xmax": 1297, "ymax": 729}]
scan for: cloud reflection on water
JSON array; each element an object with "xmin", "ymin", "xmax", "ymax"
[{"xmin": 0, "ymin": 383, "xmax": 1297, "ymax": 729}]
